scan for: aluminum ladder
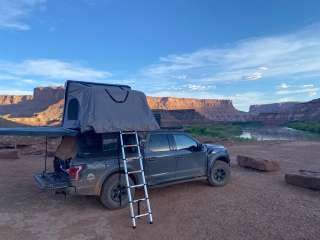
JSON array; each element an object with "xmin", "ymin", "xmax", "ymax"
[{"xmin": 119, "ymin": 131, "xmax": 153, "ymax": 228}]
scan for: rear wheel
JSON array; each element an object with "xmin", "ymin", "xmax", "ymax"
[
  {"xmin": 208, "ymin": 160, "xmax": 230, "ymax": 186},
  {"xmin": 100, "ymin": 173, "xmax": 135, "ymax": 209}
]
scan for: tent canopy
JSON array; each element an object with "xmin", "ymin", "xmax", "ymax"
[
  {"xmin": 62, "ymin": 80, "xmax": 160, "ymax": 133},
  {"xmin": 0, "ymin": 127, "xmax": 78, "ymax": 137}
]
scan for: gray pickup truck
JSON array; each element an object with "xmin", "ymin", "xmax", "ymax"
[{"xmin": 35, "ymin": 130, "xmax": 230, "ymax": 209}]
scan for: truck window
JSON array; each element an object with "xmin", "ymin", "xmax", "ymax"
[
  {"xmin": 78, "ymin": 132, "xmax": 119, "ymax": 157},
  {"xmin": 149, "ymin": 134, "xmax": 170, "ymax": 152},
  {"xmin": 102, "ymin": 133, "xmax": 138, "ymax": 157},
  {"xmin": 103, "ymin": 135, "xmax": 118, "ymax": 157},
  {"xmin": 173, "ymin": 134, "xmax": 197, "ymax": 150},
  {"xmin": 77, "ymin": 132, "xmax": 103, "ymax": 156}
]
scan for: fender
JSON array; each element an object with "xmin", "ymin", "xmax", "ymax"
[
  {"xmin": 207, "ymin": 151, "xmax": 230, "ymax": 176},
  {"xmin": 94, "ymin": 164, "xmax": 142, "ymax": 195}
]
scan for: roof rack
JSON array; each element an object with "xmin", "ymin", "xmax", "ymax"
[{"xmin": 65, "ymin": 80, "xmax": 131, "ymax": 89}]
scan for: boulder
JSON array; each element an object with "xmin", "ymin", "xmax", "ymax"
[
  {"xmin": 0, "ymin": 149, "xmax": 19, "ymax": 159},
  {"xmin": 237, "ymin": 155, "xmax": 280, "ymax": 172},
  {"xmin": 285, "ymin": 170, "xmax": 320, "ymax": 190}
]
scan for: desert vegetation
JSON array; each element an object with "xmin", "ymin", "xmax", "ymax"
[
  {"xmin": 185, "ymin": 122, "xmax": 263, "ymax": 140},
  {"xmin": 185, "ymin": 124, "xmax": 242, "ymax": 139},
  {"xmin": 287, "ymin": 122, "xmax": 320, "ymax": 134}
]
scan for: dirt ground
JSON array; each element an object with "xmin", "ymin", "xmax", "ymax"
[{"xmin": 0, "ymin": 140, "xmax": 319, "ymax": 240}]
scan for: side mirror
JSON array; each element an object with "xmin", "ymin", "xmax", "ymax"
[
  {"xmin": 188, "ymin": 145, "xmax": 200, "ymax": 152},
  {"xmin": 196, "ymin": 143, "xmax": 204, "ymax": 151}
]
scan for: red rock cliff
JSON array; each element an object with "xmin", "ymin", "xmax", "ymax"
[{"xmin": 147, "ymin": 96, "xmax": 249, "ymax": 121}]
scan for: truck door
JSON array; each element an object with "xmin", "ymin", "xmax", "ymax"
[
  {"xmin": 172, "ymin": 133, "xmax": 206, "ymax": 179},
  {"xmin": 144, "ymin": 133, "xmax": 177, "ymax": 185}
]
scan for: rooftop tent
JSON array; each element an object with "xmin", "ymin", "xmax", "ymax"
[{"xmin": 62, "ymin": 80, "xmax": 160, "ymax": 133}]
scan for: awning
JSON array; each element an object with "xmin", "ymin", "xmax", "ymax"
[{"xmin": 0, "ymin": 127, "xmax": 79, "ymax": 137}]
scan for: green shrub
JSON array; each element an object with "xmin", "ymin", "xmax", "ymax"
[
  {"xmin": 287, "ymin": 122, "xmax": 320, "ymax": 134},
  {"xmin": 185, "ymin": 124, "xmax": 242, "ymax": 139}
]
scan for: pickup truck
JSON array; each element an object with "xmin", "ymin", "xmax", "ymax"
[{"xmin": 34, "ymin": 130, "xmax": 230, "ymax": 209}]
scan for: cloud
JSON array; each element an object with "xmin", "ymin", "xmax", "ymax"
[
  {"xmin": 244, "ymin": 72, "xmax": 263, "ymax": 80},
  {"xmin": 0, "ymin": 59, "xmax": 112, "ymax": 83},
  {"xmin": 0, "ymin": 0, "xmax": 46, "ymax": 31},
  {"xmin": 0, "ymin": 89, "xmax": 32, "ymax": 95},
  {"xmin": 278, "ymin": 83, "xmax": 290, "ymax": 89},
  {"xmin": 186, "ymin": 84, "xmax": 215, "ymax": 91},
  {"xmin": 276, "ymin": 86, "xmax": 319, "ymax": 96},
  {"xmin": 136, "ymin": 24, "xmax": 320, "ymax": 110},
  {"xmin": 141, "ymin": 24, "xmax": 320, "ymax": 86},
  {"xmin": 21, "ymin": 79, "xmax": 36, "ymax": 84},
  {"xmin": 303, "ymin": 84, "xmax": 314, "ymax": 88}
]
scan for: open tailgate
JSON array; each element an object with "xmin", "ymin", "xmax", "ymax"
[{"xmin": 33, "ymin": 172, "xmax": 71, "ymax": 190}]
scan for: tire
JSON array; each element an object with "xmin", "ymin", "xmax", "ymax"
[
  {"xmin": 100, "ymin": 173, "xmax": 135, "ymax": 209},
  {"xmin": 208, "ymin": 160, "xmax": 231, "ymax": 186}
]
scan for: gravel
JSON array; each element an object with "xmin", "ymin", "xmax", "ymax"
[{"xmin": 0, "ymin": 140, "xmax": 319, "ymax": 240}]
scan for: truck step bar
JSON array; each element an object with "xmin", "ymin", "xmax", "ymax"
[{"xmin": 120, "ymin": 131, "xmax": 153, "ymax": 228}]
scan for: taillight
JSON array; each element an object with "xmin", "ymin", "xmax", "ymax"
[{"xmin": 67, "ymin": 165, "xmax": 83, "ymax": 180}]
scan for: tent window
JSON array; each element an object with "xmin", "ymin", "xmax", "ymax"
[{"xmin": 67, "ymin": 98, "xmax": 79, "ymax": 120}]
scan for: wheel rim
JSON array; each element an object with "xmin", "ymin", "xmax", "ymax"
[
  {"xmin": 111, "ymin": 184, "xmax": 127, "ymax": 202},
  {"xmin": 213, "ymin": 168, "xmax": 226, "ymax": 182}
]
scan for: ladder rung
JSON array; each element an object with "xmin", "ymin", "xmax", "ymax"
[
  {"xmin": 134, "ymin": 213, "xmax": 149, "ymax": 218},
  {"xmin": 123, "ymin": 144, "xmax": 138, "ymax": 148},
  {"xmin": 126, "ymin": 156, "xmax": 141, "ymax": 161},
  {"xmin": 129, "ymin": 184, "xmax": 145, "ymax": 188},
  {"xmin": 128, "ymin": 170, "xmax": 143, "ymax": 174},
  {"xmin": 133, "ymin": 198, "xmax": 147, "ymax": 203},
  {"xmin": 121, "ymin": 132, "xmax": 137, "ymax": 135}
]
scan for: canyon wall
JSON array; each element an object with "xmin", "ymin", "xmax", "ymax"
[
  {"xmin": 147, "ymin": 96, "xmax": 250, "ymax": 122},
  {"xmin": 250, "ymin": 99, "xmax": 320, "ymax": 124},
  {"xmin": 0, "ymin": 95, "xmax": 32, "ymax": 105},
  {"xmin": 249, "ymin": 102, "xmax": 300, "ymax": 115}
]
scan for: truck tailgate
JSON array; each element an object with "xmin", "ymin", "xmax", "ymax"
[{"xmin": 33, "ymin": 172, "xmax": 71, "ymax": 190}]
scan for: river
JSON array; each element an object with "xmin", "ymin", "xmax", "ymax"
[{"xmin": 238, "ymin": 126, "xmax": 320, "ymax": 141}]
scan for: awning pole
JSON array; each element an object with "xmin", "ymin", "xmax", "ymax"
[{"xmin": 44, "ymin": 136, "xmax": 48, "ymax": 173}]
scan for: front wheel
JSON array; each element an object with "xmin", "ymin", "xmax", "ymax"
[
  {"xmin": 208, "ymin": 160, "xmax": 230, "ymax": 186},
  {"xmin": 100, "ymin": 173, "xmax": 135, "ymax": 209}
]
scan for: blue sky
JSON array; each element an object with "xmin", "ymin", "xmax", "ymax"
[{"xmin": 0, "ymin": 0, "xmax": 320, "ymax": 111}]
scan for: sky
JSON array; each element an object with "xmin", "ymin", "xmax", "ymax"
[{"xmin": 0, "ymin": 0, "xmax": 320, "ymax": 111}]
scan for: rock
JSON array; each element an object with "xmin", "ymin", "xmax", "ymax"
[
  {"xmin": 237, "ymin": 155, "xmax": 280, "ymax": 172},
  {"xmin": 285, "ymin": 170, "xmax": 320, "ymax": 190},
  {"xmin": 0, "ymin": 149, "xmax": 19, "ymax": 159}
]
